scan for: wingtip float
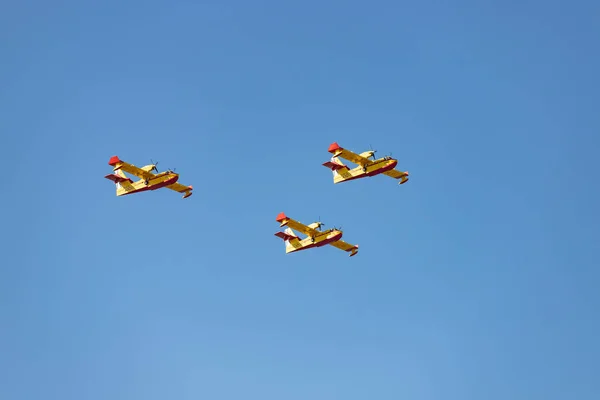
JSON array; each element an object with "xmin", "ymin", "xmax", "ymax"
[{"xmin": 104, "ymin": 155, "xmax": 193, "ymax": 199}]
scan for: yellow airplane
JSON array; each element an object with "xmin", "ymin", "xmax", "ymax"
[
  {"xmin": 274, "ymin": 212, "xmax": 359, "ymax": 257},
  {"xmin": 104, "ymin": 156, "xmax": 193, "ymax": 199},
  {"xmin": 322, "ymin": 142, "xmax": 409, "ymax": 185}
]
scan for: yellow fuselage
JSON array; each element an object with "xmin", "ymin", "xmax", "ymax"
[
  {"xmin": 116, "ymin": 172, "xmax": 179, "ymax": 196},
  {"xmin": 334, "ymin": 158, "xmax": 398, "ymax": 184},
  {"xmin": 285, "ymin": 229, "xmax": 343, "ymax": 253}
]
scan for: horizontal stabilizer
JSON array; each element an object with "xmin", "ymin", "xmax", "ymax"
[
  {"xmin": 104, "ymin": 173, "xmax": 132, "ymax": 183},
  {"xmin": 322, "ymin": 161, "xmax": 346, "ymax": 171},
  {"xmin": 274, "ymin": 231, "xmax": 298, "ymax": 241}
]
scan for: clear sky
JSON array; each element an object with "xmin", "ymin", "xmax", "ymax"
[{"xmin": 1, "ymin": 0, "xmax": 599, "ymax": 399}]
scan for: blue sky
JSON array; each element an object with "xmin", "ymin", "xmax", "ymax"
[{"xmin": 1, "ymin": 0, "xmax": 599, "ymax": 399}]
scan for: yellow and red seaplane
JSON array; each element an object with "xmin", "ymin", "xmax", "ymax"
[
  {"xmin": 104, "ymin": 156, "xmax": 193, "ymax": 199},
  {"xmin": 322, "ymin": 142, "xmax": 409, "ymax": 185},
  {"xmin": 274, "ymin": 212, "xmax": 359, "ymax": 257}
]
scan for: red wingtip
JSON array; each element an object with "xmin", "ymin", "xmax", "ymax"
[
  {"xmin": 108, "ymin": 156, "xmax": 121, "ymax": 166},
  {"xmin": 276, "ymin": 212, "xmax": 288, "ymax": 222},
  {"xmin": 328, "ymin": 142, "xmax": 342, "ymax": 153}
]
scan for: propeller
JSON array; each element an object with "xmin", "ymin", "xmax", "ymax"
[
  {"xmin": 316, "ymin": 216, "xmax": 324, "ymax": 231},
  {"xmin": 150, "ymin": 159, "xmax": 159, "ymax": 173},
  {"xmin": 310, "ymin": 217, "xmax": 324, "ymax": 242},
  {"xmin": 369, "ymin": 144, "xmax": 378, "ymax": 160}
]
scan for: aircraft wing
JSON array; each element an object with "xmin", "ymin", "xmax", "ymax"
[
  {"xmin": 276, "ymin": 213, "xmax": 319, "ymax": 237},
  {"xmin": 329, "ymin": 239, "xmax": 359, "ymax": 257},
  {"xmin": 285, "ymin": 218, "xmax": 320, "ymax": 237},
  {"xmin": 383, "ymin": 169, "xmax": 409, "ymax": 184},
  {"xmin": 383, "ymin": 169, "xmax": 408, "ymax": 179},
  {"xmin": 108, "ymin": 156, "xmax": 154, "ymax": 180},
  {"xmin": 328, "ymin": 143, "xmax": 372, "ymax": 166},
  {"xmin": 166, "ymin": 182, "xmax": 193, "ymax": 198}
]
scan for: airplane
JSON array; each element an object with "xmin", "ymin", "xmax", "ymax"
[
  {"xmin": 104, "ymin": 156, "xmax": 193, "ymax": 199},
  {"xmin": 322, "ymin": 142, "xmax": 409, "ymax": 185},
  {"xmin": 274, "ymin": 212, "xmax": 359, "ymax": 257}
]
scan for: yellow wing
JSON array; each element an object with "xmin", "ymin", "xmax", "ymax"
[
  {"xmin": 329, "ymin": 239, "xmax": 359, "ymax": 257},
  {"xmin": 275, "ymin": 213, "xmax": 320, "ymax": 237},
  {"xmin": 166, "ymin": 182, "xmax": 193, "ymax": 198},
  {"xmin": 108, "ymin": 156, "xmax": 154, "ymax": 180},
  {"xmin": 383, "ymin": 169, "xmax": 407, "ymax": 179},
  {"xmin": 328, "ymin": 142, "xmax": 372, "ymax": 166},
  {"xmin": 383, "ymin": 169, "xmax": 409, "ymax": 184}
]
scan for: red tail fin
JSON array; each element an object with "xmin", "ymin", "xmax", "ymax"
[{"xmin": 328, "ymin": 142, "xmax": 342, "ymax": 153}]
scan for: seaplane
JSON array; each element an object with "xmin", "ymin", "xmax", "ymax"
[
  {"xmin": 104, "ymin": 156, "xmax": 193, "ymax": 199},
  {"xmin": 322, "ymin": 142, "xmax": 409, "ymax": 185},
  {"xmin": 274, "ymin": 212, "xmax": 359, "ymax": 257}
]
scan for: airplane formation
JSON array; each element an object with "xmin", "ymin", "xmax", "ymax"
[{"xmin": 105, "ymin": 142, "xmax": 409, "ymax": 257}]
